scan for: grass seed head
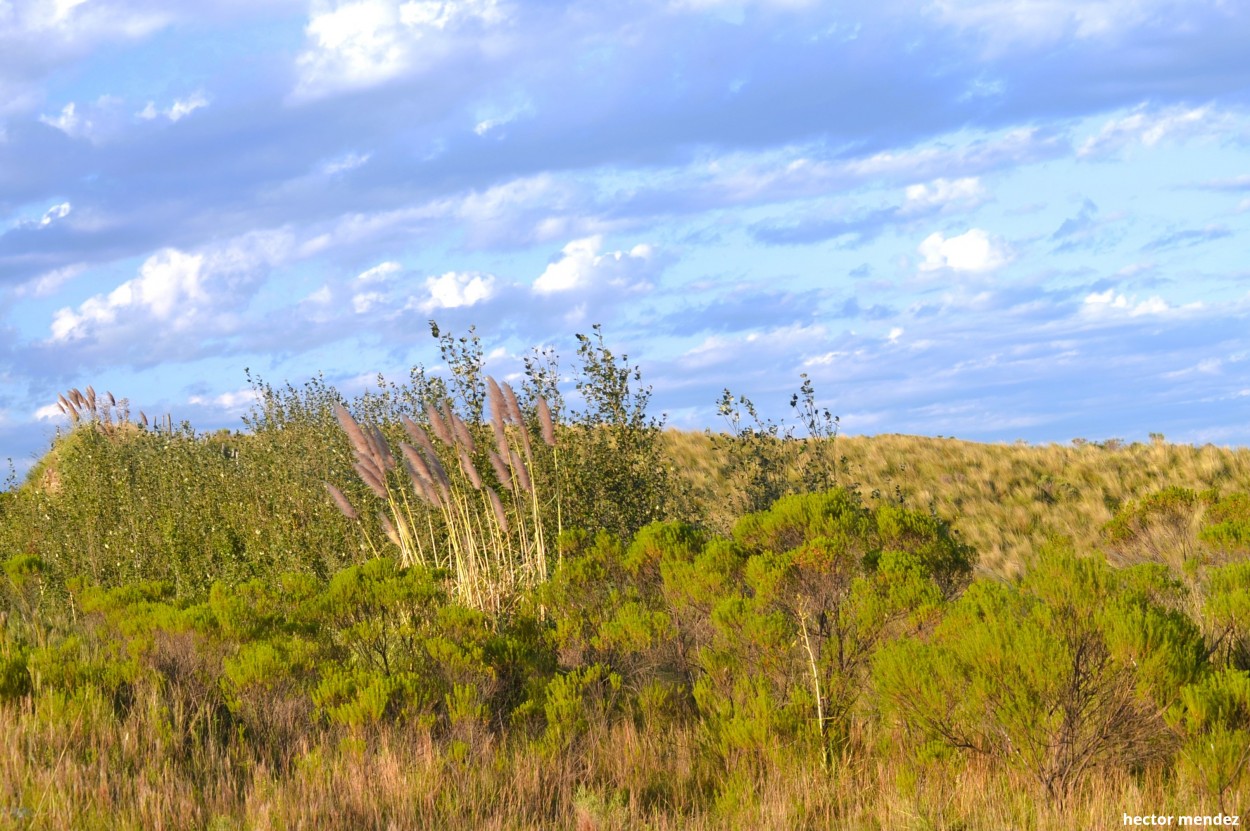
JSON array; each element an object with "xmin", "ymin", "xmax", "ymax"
[
  {"xmin": 354, "ymin": 460, "xmax": 389, "ymax": 499},
  {"xmin": 509, "ymin": 449, "xmax": 533, "ymax": 493},
  {"xmin": 487, "ymin": 486, "xmax": 509, "ymax": 533},
  {"xmin": 537, "ymin": 396, "xmax": 556, "ymax": 447},
  {"xmin": 427, "ymin": 402, "xmax": 454, "ymax": 445},
  {"xmin": 325, "ymin": 482, "xmax": 359, "ymax": 520}
]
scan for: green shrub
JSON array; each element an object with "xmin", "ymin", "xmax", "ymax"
[
  {"xmin": 875, "ymin": 541, "xmax": 1204, "ymax": 804},
  {"xmin": 1169, "ymin": 668, "xmax": 1250, "ymax": 814}
]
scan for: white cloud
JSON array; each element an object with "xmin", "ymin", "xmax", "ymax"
[
  {"xmin": 1081, "ymin": 289, "xmax": 1203, "ymax": 318},
  {"xmin": 1079, "ymin": 104, "xmax": 1223, "ymax": 158},
  {"xmin": 2, "ymin": 0, "xmax": 168, "ymax": 38},
  {"xmin": 40, "ymin": 102, "xmax": 83, "ymax": 135},
  {"xmin": 352, "ymin": 291, "xmax": 385, "ymax": 313},
  {"xmin": 917, "ymin": 228, "xmax": 1010, "ymax": 273},
  {"xmin": 51, "ymin": 249, "xmax": 207, "ymax": 341},
  {"xmin": 15, "ymin": 263, "xmax": 85, "ymax": 298},
  {"xmin": 187, "ymin": 388, "xmax": 261, "ymax": 411},
  {"xmin": 533, "ymin": 236, "xmax": 656, "ymax": 295},
  {"xmin": 305, "ymin": 285, "xmax": 333, "ymax": 304},
  {"xmin": 680, "ymin": 323, "xmax": 829, "ymax": 370},
  {"xmin": 927, "ymin": 0, "xmax": 1188, "ymax": 51},
  {"xmin": 45, "ymin": 230, "xmax": 293, "ymax": 345},
  {"xmin": 167, "ymin": 92, "xmax": 209, "ymax": 121},
  {"xmin": 667, "ymin": 0, "xmax": 816, "ymax": 17},
  {"xmin": 39, "ymin": 202, "xmax": 72, "ymax": 226},
  {"xmin": 418, "ymin": 270, "xmax": 496, "ymax": 311},
  {"xmin": 34, "ymin": 403, "xmax": 65, "ymax": 422},
  {"xmin": 902, "ymin": 177, "xmax": 986, "ymax": 214},
  {"xmin": 138, "ymin": 91, "xmax": 209, "ymax": 122},
  {"xmin": 356, "ymin": 260, "xmax": 402, "ymax": 283},
  {"xmin": 320, "ymin": 151, "xmax": 372, "ymax": 175},
  {"xmin": 294, "ymin": 0, "xmax": 507, "ymax": 99}
]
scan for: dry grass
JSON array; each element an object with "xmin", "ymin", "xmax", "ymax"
[
  {"xmin": 4, "ymin": 693, "xmax": 1241, "ymax": 830},
  {"xmin": 666, "ymin": 430, "xmax": 1250, "ymax": 578}
]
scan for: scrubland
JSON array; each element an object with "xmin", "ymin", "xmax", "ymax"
[{"xmin": 3, "ymin": 325, "xmax": 1250, "ymax": 830}]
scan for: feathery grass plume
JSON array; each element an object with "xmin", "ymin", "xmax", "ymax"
[
  {"xmin": 502, "ymin": 381, "xmax": 533, "ymax": 456},
  {"xmin": 333, "ymin": 403, "xmax": 372, "ymax": 458},
  {"xmin": 400, "ymin": 443, "xmax": 434, "ymax": 487},
  {"xmin": 70, "ymin": 388, "xmax": 87, "ymax": 409},
  {"xmin": 441, "ymin": 401, "xmax": 463, "ymax": 444},
  {"xmin": 85, "ymin": 385, "xmax": 97, "ymax": 411},
  {"xmin": 424, "ymin": 446, "xmax": 452, "ymax": 491},
  {"xmin": 427, "ymin": 402, "xmax": 454, "ymax": 445},
  {"xmin": 451, "ymin": 411, "xmax": 476, "ymax": 454},
  {"xmin": 486, "ymin": 486, "xmax": 509, "ymax": 533},
  {"xmin": 107, "ymin": 391, "xmax": 116, "ymax": 407},
  {"xmin": 401, "ymin": 414, "xmax": 423, "ymax": 443},
  {"xmin": 459, "ymin": 448, "xmax": 484, "ymax": 489},
  {"xmin": 501, "ymin": 381, "xmax": 524, "ymax": 425},
  {"xmin": 368, "ymin": 425, "xmax": 396, "ymax": 471},
  {"xmin": 400, "ymin": 447, "xmax": 442, "ymax": 508},
  {"xmin": 139, "ymin": 411, "xmax": 148, "ymax": 428},
  {"xmin": 488, "ymin": 377, "xmax": 510, "ymax": 451},
  {"xmin": 325, "ymin": 483, "xmax": 359, "ymax": 520},
  {"xmin": 59, "ymin": 393, "xmax": 81, "ymax": 423},
  {"xmin": 487, "ymin": 449, "xmax": 511, "ymax": 486},
  {"xmin": 537, "ymin": 396, "xmax": 556, "ymax": 447},
  {"xmin": 402, "ymin": 416, "xmax": 441, "ymax": 464},
  {"xmin": 510, "ymin": 449, "xmax": 533, "ymax": 494},
  {"xmin": 415, "ymin": 468, "xmax": 444, "ymax": 508},
  {"xmin": 354, "ymin": 460, "xmax": 389, "ymax": 499},
  {"xmin": 487, "ymin": 377, "xmax": 506, "ymax": 421},
  {"xmin": 378, "ymin": 512, "xmax": 401, "ymax": 548}
]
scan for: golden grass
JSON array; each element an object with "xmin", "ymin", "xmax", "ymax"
[
  {"xmin": 4, "ymin": 692, "xmax": 1241, "ymax": 830},
  {"xmin": 664, "ymin": 431, "xmax": 1250, "ymax": 578}
]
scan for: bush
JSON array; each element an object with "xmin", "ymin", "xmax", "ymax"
[{"xmin": 875, "ymin": 540, "xmax": 1204, "ymax": 804}]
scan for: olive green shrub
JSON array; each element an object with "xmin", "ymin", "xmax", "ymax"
[{"xmin": 875, "ymin": 540, "xmax": 1205, "ymax": 804}]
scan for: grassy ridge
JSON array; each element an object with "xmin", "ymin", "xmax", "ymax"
[{"xmin": 667, "ymin": 430, "xmax": 1250, "ymax": 576}]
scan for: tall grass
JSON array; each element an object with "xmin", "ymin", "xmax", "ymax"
[
  {"xmin": 667, "ymin": 430, "xmax": 1250, "ymax": 577},
  {"xmin": 326, "ymin": 376, "xmax": 559, "ymax": 613}
]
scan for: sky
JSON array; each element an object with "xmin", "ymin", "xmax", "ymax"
[{"xmin": 2, "ymin": 0, "xmax": 1250, "ymax": 480}]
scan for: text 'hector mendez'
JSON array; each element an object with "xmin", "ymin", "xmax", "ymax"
[{"xmin": 1124, "ymin": 815, "xmax": 1241, "ymax": 826}]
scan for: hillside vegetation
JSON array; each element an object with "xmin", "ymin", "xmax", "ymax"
[{"xmin": 3, "ymin": 325, "xmax": 1250, "ymax": 830}]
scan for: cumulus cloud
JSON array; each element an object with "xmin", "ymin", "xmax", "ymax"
[
  {"xmin": 917, "ymin": 228, "xmax": 1010, "ymax": 273},
  {"xmin": 533, "ymin": 236, "xmax": 657, "ymax": 295},
  {"xmin": 41, "ymin": 229, "xmax": 294, "ymax": 357},
  {"xmin": 417, "ymin": 271, "xmax": 496, "ymax": 311},
  {"xmin": 49, "ymin": 248, "xmax": 208, "ymax": 341},
  {"xmin": 293, "ymin": 0, "xmax": 508, "ymax": 99}
]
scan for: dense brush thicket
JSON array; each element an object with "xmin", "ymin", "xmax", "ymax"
[{"xmin": 5, "ymin": 324, "xmax": 1250, "ymax": 829}]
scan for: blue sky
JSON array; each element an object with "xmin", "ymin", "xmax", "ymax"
[{"xmin": 3, "ymin": 0, "xmax": 1250, "ymax": 479}]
